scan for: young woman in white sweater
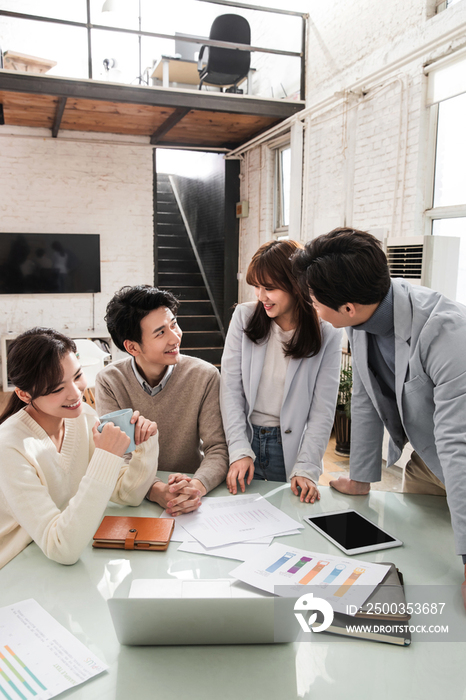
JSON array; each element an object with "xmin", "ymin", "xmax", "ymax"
[
  {"xmin": 0, "ymin": 328, "xmax": 158, "ymax": 569},
  {"xmin": 220, "ymin": 240, "xmax": 341, "ymax": 504}
]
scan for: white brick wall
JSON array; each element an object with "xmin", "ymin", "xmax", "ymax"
[
  {"xmin": 0, "ymin": 129, "xmax": 154, "ymax": 341},
  {"xmin": 250, "ymin": 11, "xmax": 303, "ymax": 100},
  {"xmin": 237, "ymin": 0, "xmax": 466, "ymax": 302},
  {"xmin": 303, "ymin": 102, "xmax": 347, "ymax": 239},
  {"xmin": 238, "ymin": 145, "xmax": 275, "ymax": 302}
]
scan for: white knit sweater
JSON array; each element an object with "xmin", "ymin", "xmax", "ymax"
[{"xmin": 0, "ymin": 404, "xmax": 159, "ymax": 568}]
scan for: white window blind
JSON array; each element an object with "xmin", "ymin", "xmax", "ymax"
[{"xmin": 426, "ymin": 52, "xmax": 466, "ymax": 106}]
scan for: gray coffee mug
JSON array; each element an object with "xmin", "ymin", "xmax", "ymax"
[{"xmin": 97, "ymin": 408, "xmax": 136, "ymax": 454}]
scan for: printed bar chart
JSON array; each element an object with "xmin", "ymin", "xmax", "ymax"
[
  {"xmin": 265, "ymin": 553, "xmax": 294, "ymax": 573},
  {"xmin": 287, "ymin": 557, "xmax": 312, "ymax": 575},
  {"xmin": 230, "ymin": 543, "xmax": 391, "ymax": 615},
  {"xmin": 334, "ymin": 568, "xmax": 366, "ymax": 597},
  {"xmin": 298, "ymin": 561, "xmax": 329, "ymax": 585},
  {"xmin": 5, "ymin": 646, "xmax": 46, "ymax": 690},
  {"xmin": 0, "ymin": 646, "xmax": 46, "ymax": 699},
  {"xmin": 320, "ymin": 564, "xmax": 346, "ymax": 588},
  {"xmin": 0, "ymin": 599, "xmax": 107, "ymax": 700}
]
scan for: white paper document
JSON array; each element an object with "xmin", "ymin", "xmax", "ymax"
[
  {"xmin": 160, "ymin": 494, "xmax": 262, "ymax": 543},
  {"xmin": 0, "ymin": 599, "xmax": 107, "ymax": 700},
  {"xmin": 230, "ymin": 543, "xmax": 391, "ymax": 615},
  {"xmin": 177, "ymin": 530, "xmax": 302, "ymax": 561},
  {"xmin": 177, "ymin": 494, "xmax": 303, "ymax": 548},
  {"xmin": 177, "ymin": 540, "xmax": 272, "ymax": 561}
]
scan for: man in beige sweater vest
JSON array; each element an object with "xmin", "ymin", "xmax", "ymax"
[{"xmin": 95, "ymin": 285, "xmax": 228, "ymax": 516}]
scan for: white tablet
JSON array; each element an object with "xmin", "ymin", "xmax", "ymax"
[{"xmin": 304, "ymin": 509, "xmax": 403, "ymax": 556}]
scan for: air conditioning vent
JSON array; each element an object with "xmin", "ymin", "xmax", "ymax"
[
  {"xmin": 385, "ymin": 235, "xmax": 460, "ymax": 299},
  {"xmin": 387, "ymin": 244, "xmax": 423, "ymax": 279}
]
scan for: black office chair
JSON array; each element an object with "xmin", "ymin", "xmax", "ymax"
[{"xmin": 198, "ymin": 14, "xmax": 251, "ymax": 93}]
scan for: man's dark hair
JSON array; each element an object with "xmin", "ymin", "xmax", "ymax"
[
  {"xmin": 105, "ymin": 285, "xmax": 180, "ymax": 352},
  {"xmin": 292, "ymin": 228, "xmax": 391, "ymax": 310}
]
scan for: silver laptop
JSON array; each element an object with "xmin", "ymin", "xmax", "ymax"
[
  {"xmin": 108, "ymin": 579, "xmax": 299, "ymax": 645},
  {"xmin": 174, "ymin": 32, "xmax": 204, "ymax": 61}
]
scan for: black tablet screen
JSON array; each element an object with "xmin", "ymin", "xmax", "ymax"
[{"xmin": 307, "ymin": 511, "xmax": 396, "ymax": 549}]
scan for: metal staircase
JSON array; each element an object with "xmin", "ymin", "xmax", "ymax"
[{"xmin": 156, "ymin": 174, "xmax": 224, "ymax": 367}]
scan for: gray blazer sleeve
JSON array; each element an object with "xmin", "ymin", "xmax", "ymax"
[
  {"xmin": 290, "ymin": 326, "xmax": 342, "ymax": 483},
  {"xmin": 423, "ymin": 313, "xmax": 466, "ymax": 554},
  {"xmin": 220, "ymin": 305, "xmax": 255, "ymax": 463},
  {"xmin": 348, "ymin": 341, "xmax": 385, "ymax": 483}
]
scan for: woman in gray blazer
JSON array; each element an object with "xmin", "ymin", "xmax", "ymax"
[{"xmin": 220, "ymin": 240, "xmax": 342, "ymax": 504}]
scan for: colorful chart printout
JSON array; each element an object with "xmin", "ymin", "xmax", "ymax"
[
  {"xmin": 0, "ymin": 599, "xmax": 107, "ymax": 700},
  {"xmin": 230, "ymin": 543, "xmax": 390, "ymax": 615}
]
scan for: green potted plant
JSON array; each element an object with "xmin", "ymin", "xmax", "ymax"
[{"xmin": 334, "ymin": 365, "xmax": 352, "ymax": 456}]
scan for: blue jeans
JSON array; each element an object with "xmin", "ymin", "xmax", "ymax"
[{"xmin": 251, "ymin": 425, "xmax": 287, "ymax": 482}]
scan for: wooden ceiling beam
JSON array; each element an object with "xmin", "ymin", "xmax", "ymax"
[
  {"xmin": 0, "ymin": 71, "xmax": 304, "ymax": 120},
  {"xmin": 52, "ymin": 96, "xmax": 67, "ymax": 138},
  {"xmin": 150, "ymin": 108, "xmax": 190, "ymax": 145},
  {"xmin": 156, "ymin": 141, "xmax": 230, "ymax": 152}
]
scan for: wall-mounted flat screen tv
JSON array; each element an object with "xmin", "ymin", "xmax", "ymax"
[{"xmin": 0, "ymin": 233, "xmax": 101, "ymax": 294}]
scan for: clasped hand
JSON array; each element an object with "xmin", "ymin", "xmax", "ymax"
[{"xmin": 148, "ymin": 474, "xmax": 206, "ymax": 516}]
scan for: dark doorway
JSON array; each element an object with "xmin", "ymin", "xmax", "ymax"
[{"xmin": 153, "ymin": 148, "xmax": 240, "ymax": 366}]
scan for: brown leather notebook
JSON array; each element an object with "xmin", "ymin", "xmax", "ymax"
[{"xmin": 93, "ymin": 516, "xmax": 175, "ymax": 551}]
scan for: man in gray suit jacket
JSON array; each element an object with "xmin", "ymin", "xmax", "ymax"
[{"xmin": 293, "ymin": 228, "xmax": 466, "ymax": 609}]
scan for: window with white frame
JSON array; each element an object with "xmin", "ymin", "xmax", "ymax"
[
  {"xmin": 426, "ymin": 53, "xmax": 466, "ymax": 303},
  {"xmin": 274, "ymin": 144, "xmax": 291, "ymax": 236},
  {"xmin": 436, "ymin": 0, "xmax": 461, "ymax": 14}
]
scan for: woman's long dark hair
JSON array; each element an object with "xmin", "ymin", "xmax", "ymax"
[
  {"xmin": 0, "ymin": 328, "xmax": 77, "ymax": 425},
  {"xmin": 245, "ymin": 240, "xmax": 322, "ymax": 358}
]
